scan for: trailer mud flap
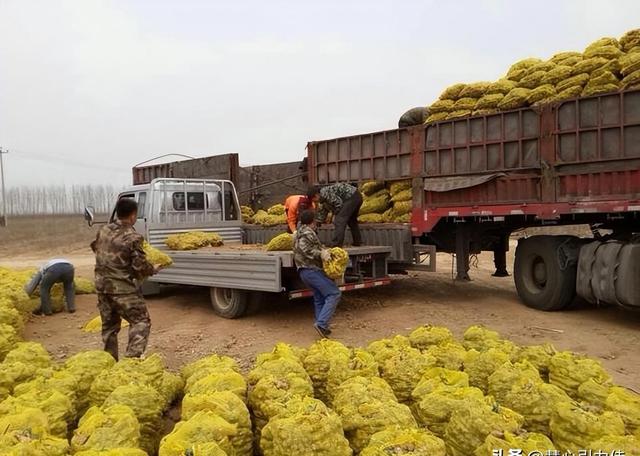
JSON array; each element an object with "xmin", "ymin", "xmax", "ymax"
[{"xmin": 577, "ymin": 240, "xmax": 640, "ymax": 308}]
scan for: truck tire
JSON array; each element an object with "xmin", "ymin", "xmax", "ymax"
[
  {"xmin": 210, "ymin": 287, "xmax": 248, "ymax": 318},
  {"xmin": 514, "ymin": 235, "xmax": 578, "ymax": 311}
]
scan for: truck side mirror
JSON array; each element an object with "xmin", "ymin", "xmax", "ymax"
[{"xmin": 84, "ymin": 206, "xmax": 95, "ymax": 226}]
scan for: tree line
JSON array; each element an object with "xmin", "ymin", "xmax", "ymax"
[{"xmin": 3, "ymin": 184, "xmax": 121, "ymax": 215}]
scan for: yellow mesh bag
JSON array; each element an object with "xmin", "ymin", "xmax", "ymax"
[
  {"xmin": 444, "ymin": 398, "xmax": 524, "ymax": 456},
  {"xmin": 303, "ymin": 339, "xmax": 351, "ymax": 402},
  {"xmin": 590, "ymin": 435, "xmax": 640, "ymax": 456},
  {"xmin": 83, "ymin": 315, "xmax": 129, "ymax": 333},
  {"xmin": 389, "ymin": 180, "xmax": 411, "ymax": 195},
  {"xmin": 487, "ymin": 360, "xmax": 541, "ymax": 404},
  {"xmin": 497, "ymin": 88, "xmax": 531, "ymax": 110},
  {"xmin": 486, "ymin": 79, "xmax": 517, "ymax": 95},
  {"xmin": 541, "ymin": 65, "xmax": 573, "ymax": 85},
  {"xmin": 381, "ymin": 346, "xmax": 436, "ymax": 403},
  {"xmin": 577, "ymin": 378, "xmax": 612, "ymax": 410},
  {"xmin": 358, "ymin": 213, "xmax": 384, "ymax": 223},
  {"xmin": 158, "ymin": 411, "xmax": 235, "ymax": 456},
  {"xmin": 425, "ymin": 342, "xmax": 468, "ymax": 371},
  {"xmin": 181, "ymin": 391, "xmax": 252, "ymax": 456},
  {"xmin": 605, "ymin": 386, "xmax": 640, "ymax": 433},
  {"xmin": 620, "ymin": 29, "xmax": 640, "ymax": 52},
  {"xmin": 360, "ymin": 181, "xmax": 385, "ymax": 196},
  {"xmin": 359, "ymin": 192, "xmax": 390, "ymax": 215},
  {"xmin": 143, "ymin": 242, "xmax": 173, "ymax": 267},
  {"xmin": 464, "ymin": 348, "xmax": 511, "ymax": 393},
  {"xmin": 366, "ymin": 335, "xmax": 411, "ymax": 365},
  {"xmin": 474, "ymin": 431, "xmax": 556, "ymax": 456},
  {"xmin": 518, "ymin": 70, "xmax": 547, "ymax": 89},
  {"xmin": 459, "ymin": 82, "xmax": 491, "ymax": 98},
  {"xmin": 267, "ymin": 204, "xmax": 285, "ymax": 216},
  {"xmin": 439, "ymin": 83, "xmax": 467, "ymax": 101},
  {"xmin": 71, "ymin": 404, "xmax": 141, "ymax": 453},
  {"xmin": 325, "ymin": 349, "xmax": 379, "ymax": 403},
  {"xmin": 475, "ymin": 93, "xmax": 504, "ymax": 110},
  {"xmin": 266, "ymin": 233, "xmax": 293, "ymax": 251},
  {"xmin": 550, "ymin": 402, "xmax": 625, "ymax": 453},
  {"xmin": 409, "ymin": 325, "xmax": 454, "ymax": 350},
  {"xmin": 186, "ymin": 371, "xmax": 247, "ymax": 402},
  {"xmin": 259, "ymin": 396, "xmax": 351, "ymax": 456},
  {"xmin": 102, "ymin": 384, "xmax": 165, "ymax": 454},
  {"xmin": 360, "ymin": 426, "xmax": 446, "ymax": 456},
  {"xmin": 548, "ymin": 351, "xmax": 610, "ymax": 398},
  {"xmin": 502, "ymin": 378, "xmax": 572, "ymax": 435},
  {"xmin": 323, "ymin": 247, "xmax": 348, "ymax": 280},
  {"xmin": 411, "ymin": 367, "xmax": 470, "ymax": 402},
  {"xmin": 527, "ymin": 84, "xmax": 557, "ymax": 104}
]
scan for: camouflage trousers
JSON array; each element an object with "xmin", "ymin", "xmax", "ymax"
[{"xmin": 97, "ymin": 293, "xmax": 151, "ymax": 361}]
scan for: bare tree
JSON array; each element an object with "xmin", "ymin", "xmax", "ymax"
[{"xmin": 6, "ymin": 184, "xmax": 121, "ymax": 215}]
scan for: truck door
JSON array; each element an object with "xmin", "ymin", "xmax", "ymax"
[{"xmin": 134, "ymin": 191, "xmax": 148, "ymax": 238}]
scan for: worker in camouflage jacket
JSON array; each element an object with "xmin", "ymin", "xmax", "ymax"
[
  {"xmin": 293, "ymin": 209, "xmax": 341, "ymax": 338},
  {"xmin": 308, "ymin": 183, "xmax": 363, "ymax": 247},
  {"xmin": 90, "ymin": 198, "xmax": 161, "ymax": 360}
]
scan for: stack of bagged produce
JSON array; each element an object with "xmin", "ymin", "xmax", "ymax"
[
  {"xmin": 246, "ymin": 203, "xmax": 288, "ymax": 227},
  {"xmin": 83, "ymin": 353, "xmax": 183, "ymax": 454},
  {"xmin": 165, "ymin": 231, "xmax": 224, "ymax": 250},
  {"xmin": 358, "ymin": 180, "xmax": 412, "ymax": 223},
  {"xmin": 160, "ymin": 354, "xmax": 251, "ymax": 455},
  {"xmin": 425, "ymin": 29, "xmax": 640, "ymax": 123},
  {"xmin": 3, "ymin": 258, "xmax": 640, "ymax": 456}
]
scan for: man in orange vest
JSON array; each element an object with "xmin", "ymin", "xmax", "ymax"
[{"xmin": 284, "ymin": 194, "xmax": 315, "ymax": 233}]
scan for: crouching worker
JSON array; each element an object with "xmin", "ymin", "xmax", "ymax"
[
  {"xmin": 293, "ymin": 209, "xmax": 341, "ymax": 338},
  {"xmin": 24, "ymin": 259, "xmax": 76, "ymax": 315},
  {"xmin": 91, "ymin": 198, "xmax": 162, "ymax": 360},
  {"xmin": 284, "ymin": 194, "xmax": 314, "ymax": 234}
]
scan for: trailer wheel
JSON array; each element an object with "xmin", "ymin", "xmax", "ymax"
[
  {"xmin": 514, "ymin": 236, "xmax": 577, "ymax": 311},
  {"xmin": 209, "ymin": 287, "xmax": 248, "ymax": 318}
]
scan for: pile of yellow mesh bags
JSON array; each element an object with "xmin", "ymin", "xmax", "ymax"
[
  {"xmin": 1, "ymin": 315, "xmax": 639, "ymax": 454},
  {"xmin": 244, "ymin": 203, "xmax": 288, "ymax": 226},
  {"xmin": 358, "ymin": 179, "xmax": 412, "ymax": 223},
  {"xmin": 425, "ymin": 29, "xmax": 640, "ymax": 123},
  {"xmin": 165, "ymin": 231, "xmax": 224, "ymax": 250}
]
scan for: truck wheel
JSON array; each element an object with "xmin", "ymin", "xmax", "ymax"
[
  {"xmin": 514, "ymin": 236, "xmax": 577, "ymax": 311},
  {"xmin": 209, "ymin": 287, "xmax": 248, "ymax": 318}
]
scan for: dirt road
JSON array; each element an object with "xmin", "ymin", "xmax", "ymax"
[{"xmin": 4, "ymin": 244, "xmax": 639, "ymax": 391}]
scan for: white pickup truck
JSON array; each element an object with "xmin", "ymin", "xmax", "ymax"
[{"xmin": 85, "ymin": 178, "xmax": 392, "ymax": 318}]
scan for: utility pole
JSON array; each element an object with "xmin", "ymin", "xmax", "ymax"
[{"xmin": 0, "ymin": 148, "xmax": 7, "ymax": 227}]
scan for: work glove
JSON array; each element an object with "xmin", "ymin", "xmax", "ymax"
[{"xmin": 320, "ymin": 249, "xmax": 332, "ymax": 262}]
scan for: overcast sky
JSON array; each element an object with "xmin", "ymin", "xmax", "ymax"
[{"xmin": 1, "ymin": 0, "xmax": 638, "ymax": 187}]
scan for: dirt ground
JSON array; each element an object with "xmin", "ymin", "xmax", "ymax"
[{"xmin": 1, "ymin": 234, "xmax": 638, "ymax": 392}]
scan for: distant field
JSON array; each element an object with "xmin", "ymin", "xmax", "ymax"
[{"xmin": 0, "ymin": 214, "xmax": 100, "ymax": 257}]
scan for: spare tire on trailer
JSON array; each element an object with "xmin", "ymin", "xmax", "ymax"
[
  {"xmin": 514, "ymin": 235, "xmax": 581, "ymax": 311},
  {"xmin": 210, "ymin": 287, "xmax": 248, "ymax": 318}
]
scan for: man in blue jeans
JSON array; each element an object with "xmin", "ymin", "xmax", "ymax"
[
  {"xmin": 24, "ymin": 259, "xmax": 76, "ymax": 315},
  {"xmin": 293, "ymin": 209, "xmax": 341, "ymax": 338}
]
